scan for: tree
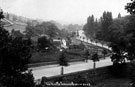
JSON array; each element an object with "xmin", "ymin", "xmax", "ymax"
[
  {"xmin": 6, "ymin": 12, "xmax": 10, "ymax": 20},
  {"xmin": 83, "ymin": 15, "xmax": 99, "ymax": 38},
  {"xmin": 125, "ymin": 0, "xmax": 135, "ymax": 14},
  {"xmin": 101, "ymin": 11, "xmax": 113, "ymax": 41},
  {"xmin": 91, "ymin": 52, "xmax": 99, "ymax": 69},
  {"xmin": 0, "ymin": 9, "xmax": 34, "ymax": 87},
  {"xmin": 71, "ymin": 31, "xmax": 76, "ymax": 37},
  {"xmin": 11, "ymin": 29, "xmax": 24, "ymax": 38},
  {"xmin": 58, "ymin": 50, "xmax": 68, "ymax": 75},
  {"xmin": 76, "ymin": 30, "xmax": 79, "ymax": 37},
  {"xmin": 118, "ymin": 13, "xmax": 121, "ymax": 18},
  {"xmin": 102, "ymin": 49, "xmax": 107, "ymax": 59},
  {"xmin": 83, "ymin": 49, "xmax": 90, "ymax": 63},
  {"xmin": 25, "ymin": 22, "xmax": 60, "ymax": 38},
  {"xmin": 25, "ymin": 24, "xmax": 38, "ymax": 38},
  {"xmin": 125, "ymin": 1, "xmax": 135, "ymax": 86},
  {"xmin": 37, "ymin": 36, "xmax": 52, "ymax": 52}
]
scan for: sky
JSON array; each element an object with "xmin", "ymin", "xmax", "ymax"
[{"xmin": 0, "ymin": 0, "xmax": 130, "ymax": 24}]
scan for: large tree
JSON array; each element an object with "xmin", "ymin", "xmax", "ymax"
[
  {"xmin": 0, "ymin": 9, "xmax": 34, "ymax": 87},
  {"xmin": 83, "ymin": 15, "xmax": 99, "ymax": 38},
  {"xmin": 100, "ymin": 11, "xmax": 113, "ymax": 41},
  {"xmin": 125, "ymin": 1, "xmax": 135, "ymax": 86}
]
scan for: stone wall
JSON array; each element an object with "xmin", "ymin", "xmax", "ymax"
[{"xmin": 40, "ymin": 66, "xmax": 112, "ymax": 85}]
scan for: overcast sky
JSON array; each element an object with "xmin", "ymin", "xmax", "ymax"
[{"xmin": 0, "ymin": 0, "xmax": 130, "ymax": 24}]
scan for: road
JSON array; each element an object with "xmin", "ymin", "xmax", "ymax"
[
  {"xmin": 32, "ymin": 57, "xmax": 112, "ymax": 80},
  {"xmin": 77, "ymin": 30, "xmax": 111, "ymax": 50},
  {"xmin": 76, "ymin": 37, "xmax": 111, "ymax": 50}
]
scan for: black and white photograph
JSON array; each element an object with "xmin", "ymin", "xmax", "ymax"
[{"xmin": 0, "ymin": 0, "xmax": 135, "ymax": 87}]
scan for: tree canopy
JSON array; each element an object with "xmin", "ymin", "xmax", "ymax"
[
  {"xmin": 37, "ymin": 35, "xmax": 53, "ymax": 52},
  {"xmin": 0, "ymin": 9, "xmax": 34, "ymax": 87},
  {"xmin": 25, "ymin": 22, "xmax": 60, "ymax": 38},
  {"xmin": 58, "ymin": 50, "xmax": 68, "ymax": 66},
  {"xmin": 83, "ymin": 15, "xmax": 99, "ymax": 38}
]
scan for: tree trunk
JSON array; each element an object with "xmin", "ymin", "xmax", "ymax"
[
  {"xmin": 93, "ymin": 62, "xmax": 96, "ymax": 69},
  {"xmin": 61, "ymin": 66, "xmax": 64, "ymax": 75}
]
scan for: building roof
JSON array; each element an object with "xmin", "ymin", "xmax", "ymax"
[{"xmin": 2, "ymin": 18, "xmax": 27, "ymax": 33}]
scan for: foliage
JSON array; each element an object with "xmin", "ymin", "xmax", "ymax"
[
  {"xmin": 63, "ymin": 24, "xmax": 83, "ymax": 33},
  {"xmin": 108, "ymin": 5, "xmax": 135, "ymax": 63},
  {"xmin": 83, "ymin": 15, "xmax": 99, "ymax": 38},
  {"xmin": 125, "ymin": 1, "xmax": 135, "ymax": 86},
  {"xmin": 11, "ymin": 29, "xmax": 24, "ymax": 38},
  {"xmin": 96, "ymin": 11, "xmax": 113, "ymax": 41},
  {"xmin": 25, "ymin": 24, "xmax": 37, "ymax": 38},
  {"xmin": 0, "ymin": 10, "xmax": 34, "ymax": 87},
  {"xmin": 37, "ymin": 36, "xmax": 53, "ymax": 52},
  {"xmin": 69, "ymin": 43, "xmax": 85, "ymax": 50},
  {"xmin": 83, "ymin": 49, "xmax": 90, "ymax": 61},
  {"xmin": 58, "ymin": 50, "xmax": 68, "ymax": 66},
  {"xmin": 125, "ymin": 0, "xmax": 135, "ymax": 14},
  {"xmin": 102, "ymin": 49, "xmax": 107, "ymax": 59},
  {"xmin": 129, "ymin": 62, "xmax": 135, "ymax": 87},
  {"xmin": 25, "ymin": 22, "xmax": 60, "ymax": 38},
  {"xmin": 91, "ymin": 52, "xmax": 99, "ymax": 62}
]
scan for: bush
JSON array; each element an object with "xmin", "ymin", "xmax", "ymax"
[
  {"xmin": 129, "ymin": 62, "xmax": 135, "ymax": 87},
  {"xmin": 109, "ymin": 63, "xmax": 129, "ymax": 78}
]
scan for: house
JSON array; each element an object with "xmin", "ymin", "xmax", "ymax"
[
  {"xmin": 53, "ymin": 37, "xmax": 68, "ymax": 49},
  {"xmin": 2, "ymin": 18, "xmax": 27, "ymax": 33}
]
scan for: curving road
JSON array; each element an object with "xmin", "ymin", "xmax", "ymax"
[{"xmin": 77, "ymin": 30, "xmax": 111, "ymax": 50}]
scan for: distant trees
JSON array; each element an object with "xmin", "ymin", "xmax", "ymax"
[
  {"xmin": 118, "ymin": 13, "xmax": 121, "ymax": 18},
  {"xmin": 83, "ymin": 11, "xmax": 114, "ymax": 41},
  {"xmin": 25, "ymin": 22, "xmax": 60, "ymax": 38},
  {"xmin": 71, "ymin": 31, "xmax": 76, "ymax": 37},
  {"xmin": 0, "ymin": 9, "xmax": 34, "ymax": 87},
  {"xmin": 83, "ymin": 15, "xmax": 99, "ymax": 38},
  {"xmin": 63, "ymin": 24, "xmax": 83, "ymax": 32},
  {"xmin": 25, "ymin": 23, "xmax": 37, "ymax": 38},
  {"xmin": 11, "ymin": 29, "xmax": 24, "ymax": 38},
  {"xmin": 96, "ymin": 11, "xmax": 113, "ymax": 41}
]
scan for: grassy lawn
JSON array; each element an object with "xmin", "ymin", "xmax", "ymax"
[
  {"xmin": 92, "ymin": 78, "xmax": 130, "ymax": 87},
  {"xmin": 30, "ymin": 52, "xmax": 59, "ymax": 63},
  {"xmin": 30, "ymin": 48, "xmax": 108, "ymax": 64},
  {"xmin": 30, "ymin": 49, "xmax": 84, "ymax": 64}
]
